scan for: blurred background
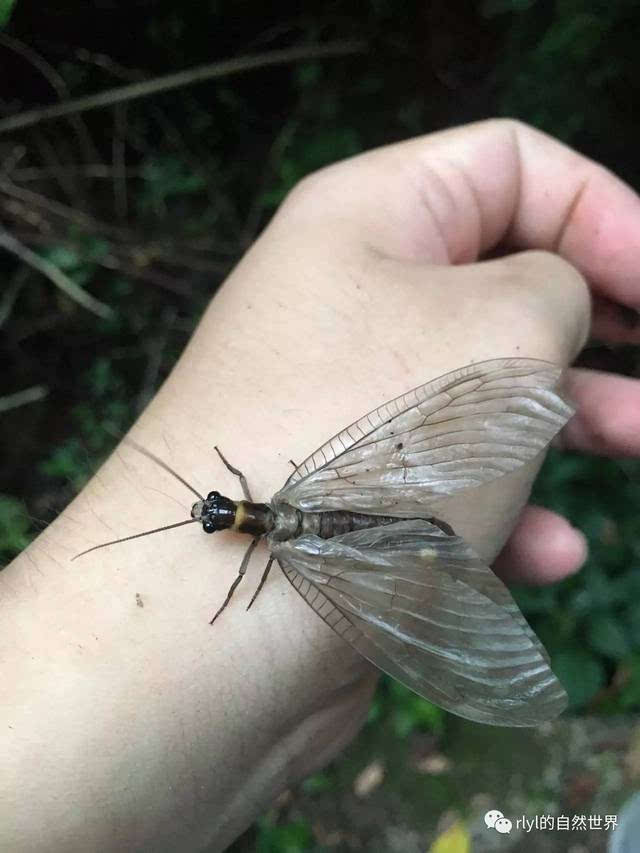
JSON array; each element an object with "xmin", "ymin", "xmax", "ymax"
[{"xmin": 1, "ymin": 2, "xmax": 639, "ymax": 851}]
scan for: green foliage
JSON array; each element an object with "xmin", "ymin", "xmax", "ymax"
[
  {"xmin": 0, "ymin": 495, "xmax": 33, "ymax": 561},
  {"xmin": 44, "ymin": 236, "xmax": 110, "ymax": 272},
  {"xmin": 487, "ymin": 0, "xmax": 640, "ymax": 149},
  {"xmin": 369, "ymin": 678, "xmax": 446, "ymax": 738},
  {"xmin": 36, "ymin": 357, "xmax": 130, "ymax": 500},
  {"xmin": 551, "ymin": 647, "xmax": 607, "ymax": 709},
  {"xmin": 39, "ymin": 437, "xmax": 92, "ymax": 492},
  {"xmin": 513, "ymin": 450, "xmax": 640, "ymax": 711},
  {"xmin": 301, "ymin": 772, "xmax": 335, "ymax": 795},
  {"xmin": 0, "ymin": 0, "xmax": 17, "ymax": 27},
  {"xmin": 389, "ymin": 682, "xmax": 446, "ymax": 738},
  {"xmin": 617, "ymin": 656, "xmax": 640, "ymax": 710},
  {"xmin": 255, "ymin": 816, "xmax": 314, "ymax": 853},
  {"xmin": 138, "ymin": 156, "xmax": 207, "ymax": 214},
  {"xmin": 587, "ymin": 613, "xmax": 632, "ymax": 661}
]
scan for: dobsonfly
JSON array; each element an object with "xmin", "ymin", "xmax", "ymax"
[{"xmin": 74, "ymin": 358, "xmax": 574, "ymax": 727}]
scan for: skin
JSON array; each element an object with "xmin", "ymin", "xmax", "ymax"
[{"xmin": 2, "ymin": 119, "xmax": 640, "ymax": 851}]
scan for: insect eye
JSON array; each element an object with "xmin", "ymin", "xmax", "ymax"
[
  {"xmin": 203, "ymin": 519, "xmax": 216, "ymax": 534},
  {"xmin": 207, "ymin": 491, "xmax": 220, "ymax": 501}
]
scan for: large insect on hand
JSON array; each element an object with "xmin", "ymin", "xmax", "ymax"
[{"xmin": 74, "ymin": 358, "xmax": 573, "ymax": 727}]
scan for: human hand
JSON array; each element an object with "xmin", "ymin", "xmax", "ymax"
[
  {"xmin": 264, "ymin": 119, "xmax": 639, "ymax": 586},
  {"xmin": 3, "ymin": 119, "xmax": 640, "ymax": 852}
]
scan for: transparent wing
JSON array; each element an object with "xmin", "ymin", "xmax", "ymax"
[
  {"xmin": 271, "ymin": 519, "xmax": 567, "ymax": 726},
  {"xmin": 274, "ymin": 358, "xmax": 572, "ymax": 515}
]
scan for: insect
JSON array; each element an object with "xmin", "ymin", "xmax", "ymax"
[{"xmin": 74, "ymin": 358, "xmax": 573, "ymax": 727}]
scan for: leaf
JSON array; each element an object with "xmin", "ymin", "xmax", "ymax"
[
  {"xmin": 552, "ymin": 648, "xmax": 606, "ymax": 709},
  {"xmin": 0, "ymin": 494, "xmax": 32, "ymax": 555},
  {"xmin": 301, "ymin": 772, "xmax": 334, "ymax": 795},
  {"xmin": 388, "ymin": 681, "xmax": 445, "ymax": 737},
  {"xmin": 511, "ymin": 585, "xmax": 558, "ymax": 616},
  {"xmin": 44, "ymin": 246, "xmax": 80, "ymax": 271},
  {"xmin": 618, "ymin": 658, "xmax": 640, "ymax": 712},
  {"xmin": 587, "ymin": 613, "xmax": 631, "ymax": 661},
  {"xmin": 256, "ymin": 818, "xmax": 313, "ymax": 853},
  {"xmin": 623, "ymin": 604, "xmax": 640, "ymax": 649},
  {"xmin": 582, "ymin": 563, "xmax": 616, "ymax": 608},
  {"xmin": 429, "ymin": 819, "xmax": 471, "ymax": 853},
  {"xmin": 0, "ymin": 0, "xmax": 17, "ymax": 27}
]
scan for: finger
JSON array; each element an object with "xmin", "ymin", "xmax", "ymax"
[
  {"xmin": 493, "ymin": 505, "xmax": 587, "ymax": 585},
  {"xmin": 556, "ymin": 368, "xmax": 640, "ymax": 456},
  {"xmin": 286, "ymin": 119, "xmax": 640, "ymax": 308}
]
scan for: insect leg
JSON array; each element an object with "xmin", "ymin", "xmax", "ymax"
[
  {"xmin": 246, "ymin": 555, "xmax": 275, "ymax": 612},
  {"xmin": 214, "ymin": 445, "xmax": 253, "ymax": 502},
  {"xmin": 209, "ymin": 537, "xmax": 259, "ymax": 624}
]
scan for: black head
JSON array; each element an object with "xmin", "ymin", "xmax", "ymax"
[{"xmin": 191, "ymin": 491, "xmax": 237, "ymax": 534}]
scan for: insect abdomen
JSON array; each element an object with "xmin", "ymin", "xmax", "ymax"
[
  {"xmin": 271, "ymin": 505, "xmax": 455, "ymax": 541},
  {"xmin": 301, "ymin": 511, "xmax": 400, "ymax": 539}
]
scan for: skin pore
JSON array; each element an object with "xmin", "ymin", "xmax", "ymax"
[{"xmin": 2, "ymin": 119, "xmax": 640, "ymax": 851}]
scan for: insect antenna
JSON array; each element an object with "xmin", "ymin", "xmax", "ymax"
[
  {"xmin": 72, "ymin": 518, "xmax": 200, "ymax": 560},
  {"xmin": 122, "ymin": 437, "xmax": 204, "ymax": 500},
  {"xmin": 72, "ymin": 437, "xmax": 206, "ymax": 560}
]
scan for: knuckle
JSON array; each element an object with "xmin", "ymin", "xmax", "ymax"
[
  {"xmin": 279, "ymin": 165, "xmax": 339, "ymax": 215},
  {"xmin": 507, "ymin": 249, "xmax": 591, "ymax": 355}
]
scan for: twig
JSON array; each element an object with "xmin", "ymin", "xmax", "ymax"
[
  {"xmin": 74, "ymin": 47, "xmax": 144, "ymax": 83},
  {"xmin": 2, "ymin": 224, "xmax": 230, "ymax": 283},
  {"xmin": 0, "ymin": 385, "xmax": 48, "ymax": 414},
  {"xmin": 0, "ymin": 178, "xmax": 129, "ymax": 239},
  {"xmin": 112, "ymin": 104, "xmax": 128, "ymax": 220},
  {"xmin": 98, "ymin": 254, "xmax": 195, "ymax": 295},
  {"xmin": 0, "ymin": 40, "xmax": 366, "ymax": 135},
  {"xmin": 32, "ymin": 128, "xmax": 80, "ymax": 202},
  {"xmin": 1, "ymin": 144, "xmax": 27, "ymax": 175},
  {"xmin": 0, "ymin": 228, "xmax": 113, "ymax": 319},
  {"xmin": 0, "ymin": 33, "xmax": 99, "ymax": 161},
  {"xmin": 0, "ymin": 264, "xmax": 29, "ymax": 328},
  {"xmin": 8, "ymin": 165, "xmax": 144, "ymax": 181}
]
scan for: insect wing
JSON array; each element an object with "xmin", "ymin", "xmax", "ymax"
[
  {"xmin": 274, "ymin": 358, "xmax": 572, "ymax": 516},
  {"xmin": 271, "ymin": 519, "xmax": 567, "ymax": 726}
]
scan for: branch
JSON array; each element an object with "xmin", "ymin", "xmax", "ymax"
[
  {"xmin": 0, "ymin": 40, "xmax": 366, "ymax": 135},
  {"xmin": 0, "ymin": 33, "xmax": 99, "ymax": 161},
  {"xmin": 0, "ymin": 385, "xmax": 48, "ymax": 414},
  {"xmin": 0, "ymin": 228, "xmax": 114, "ymax": 319}
]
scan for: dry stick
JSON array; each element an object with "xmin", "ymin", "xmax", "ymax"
[
  {"xmin": 112, "ymin": 104, "xmax": 128, "ymax": 220},
  {"xmin": 0, "ymin": 228, "xmax": 113, "ymax": 319},
  {"xmin": 2, "ymin": 173, "xmax": 238, "ymax": 273},
  {"xmin": 3, "ymin": 223, "xmax": 229, "ymax": 283},
  {"xmin": 0, "ymin": 40, "xmax": 366, "ymax": 135},
  {"xmin": 0, "ymin": 385, "xmax": 48, "ymax": 414},
  {"xmin": 0, "ymin": 265, "xmax": 29, "ymax": 328},
  {"xmin": 9, "ymin": 165, "xmax": 144, "ymax": 181},
  {"xmin": 0, "ymin": 178, "xmax": 127, "ymax": 238},
  {"xmin": 0, "ymin": 33, "xmax": 100, "ymax": 161},
  {"xmin": 1, "ymin": 144, "xmax": 27, "ymax": 175},
  {"xmin": 0, "ymin": 178, "xmax": 210, "ymax": 284}
]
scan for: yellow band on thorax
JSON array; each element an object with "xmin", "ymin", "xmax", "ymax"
[{"xmin": 232, "ymin": 501, "xmax": 247, "ymax": 531}]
